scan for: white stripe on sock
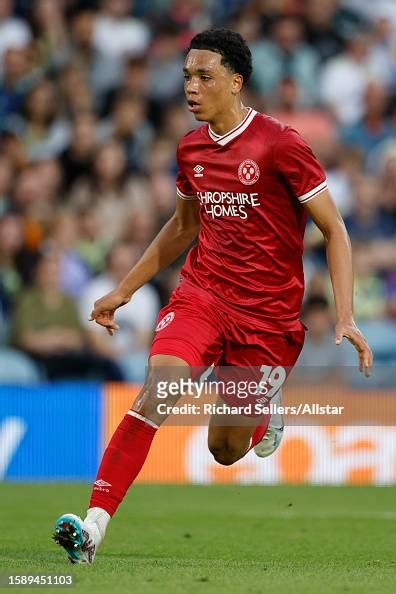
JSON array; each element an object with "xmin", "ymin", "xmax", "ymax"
[{"xmin": 127, "ymin": 410, "xmax": 159, "ymax": 429}]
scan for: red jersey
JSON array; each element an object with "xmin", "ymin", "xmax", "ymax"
[{"xmin": 175, "ymin": 108, "xmax": 327, "ymax": 331}]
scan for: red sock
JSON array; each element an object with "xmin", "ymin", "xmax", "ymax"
[
  {"xmin": 89, "ymin": 410, "xmax": 158, "ymax": 516},
  {"xmin": 247, "ymin": 415, "xmax": 270, "ymax": 452}
]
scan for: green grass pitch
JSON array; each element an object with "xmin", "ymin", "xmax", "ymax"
[{"xmin": 0, "ymin": 484, "xmax": 396, "ymax": 594}]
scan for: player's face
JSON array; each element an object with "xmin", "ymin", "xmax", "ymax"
[{"xmin": 183, "ymin": 49, "xmax": 242, "ymax": 122}]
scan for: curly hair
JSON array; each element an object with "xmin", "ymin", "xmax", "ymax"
[{"xmin": 187, "ymin": 28, "xmax": 252, "ymax": 85}]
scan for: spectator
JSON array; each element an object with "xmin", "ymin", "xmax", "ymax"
[
  {"xmin": 251, "ymin": 16, "xmax": 319, "ymax": 106},
  {"xmin": 0, "ymin": 47, "xmax": 37, "ymax": 124},
  {"xmin": 121, "ymin": 202, "xmax": 158, "ymax": 247},
  {"xmin": 148, "ymin": 24, "xmax": 185, "ymax": 106},
  {"xmin": 269, "ymin": 76, "xmax": 336, "ymax": 146},
  {"xmin": 146, "ymin": 134, "xmax": 176, "ymax": 176},
  {"xmin": 79, "ymin": 242, "xmax": 159, "ymax": 381},
  {"xmin": 369, "ymin": 14, "xmax": 396, "ymax": 91},
  {"xmin": 12, "ymin": 79, "xmax": 71, "ymax": 161},
  {"xmin": 44, "ymin": 210, "xmax": 92, "ymax": 299},
  {"xmin": 378, "ymin": 145, "xmax": 396, "ymax": 225},
  {"xmin": 101, "ymin": 54, "xmax": 159, "ymax": 122},
  {"xmin": 296, "ymin": 295, "xmax": 349, "ymax": 384},
  {"xmin": 161, "ymin": 0, "xmax": 212, "ymax": 37},
  {"xmin": 340, "ymin": 81, "xmax": 393, "ymax": 158},
  {"xmin": 0, "ymin": 154, "xmax": 13, "ymax": 214},
  {"xmin": 30, "ymin": 0, "xmax": 69, "ymax": 73},
  {"xmin": 344, "ymin": 175, "xmax": 395, "ymax": 241},
  {"xmin": 68, "ymin": 139, "xmax": 149, "ymax": 242},
  {"xmin": 352, "ymin": 242, "xmax": 387, "ymax": 320},
  {"xmin": 12, "ymin": 161, "xmax": 63, "ymax": 245},
  {"xmin": 304, "ymin": 0, "xmax": 366, "ymax": 62},
  {"xmin": 92, "ymin": 0, "xmax": 150, "ymax": 94},
  {"xmin": 0, "ymin": 346, "xmax": 41, "ymax": 382},
  {"xmin": 0, "ymin": 129, "xmax": 29, "ymax": 172},
  {"xmin": 313, "ymin": 139, "xmax": 354, "ymax": 217},
  {"xmin": 320, "ymin": 31, "xmax": 388, "ymax": 125},
  {"xmin": 68, "ymin": 9, "xmax": 96, "ymax": 73},
  {"xmin": 159, "ymin": 101, "xmax": 194, "ymax": 144},
  {"xmin": 67, "ymin": 10, "xmax": 103, "ymax": 105},
  {"xmin": 12, "ymin": 165, "xmax": 49, "ymax": 229},
  {"xmin": 120, "ymin": 55, "xmax": 150, "ymax": 100},
  {"xmin": 59, "ymin": 111, "xmax": 97, "ymax": 192},
  {"xmin": 0, "ymin": 0, "xmax": 31, "ymax": 72},
  {"xmin": 0, "ymin": 212, "xmax": 24, "ymax": 322},
  {"xmin": 98, "ymin": 92, "xmax": 154, "ymax": 171},
  {"xmin": 58, "ymin": 63, "xmax": 94, "ymax": 117},
  {"xmin": 10, "ymin": 250, "xmax": 124, "ymax": 380},
  {"xmin": 74, "ymin": 206, "xmax": 110, "ymax": 275},
  {"xmin": 363, "ymin": 1, "xmax": 396, "ymax": 47}
]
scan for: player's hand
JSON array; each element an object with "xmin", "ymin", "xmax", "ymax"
[
  {"xmin": 335, "ymin": 320, "xmax": 373, "ymax": 377},
  {"xmin": 89, "ymin": 289, "xmax": 131, "ymax": 336}
]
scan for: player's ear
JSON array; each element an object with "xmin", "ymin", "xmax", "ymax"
[{"xmin": 231, "ymin": 73, "xmax": 243, "ymax": 95}]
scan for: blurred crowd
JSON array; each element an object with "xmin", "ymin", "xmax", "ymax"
[{"xmin": 1, "ymin": 0, "xmax": 396, "ymax": 385}]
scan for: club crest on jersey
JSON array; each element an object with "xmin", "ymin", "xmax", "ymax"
[
  {"xmin": 238, "ymin": 159, "xmax": 260, "ymax": 185},
  {"xmin": 156, "ymin": 311, "xmax": 175, "ymax": 332}
]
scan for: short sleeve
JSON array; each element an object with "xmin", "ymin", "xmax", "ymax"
[
  {"xmin": 175, "ymin": 142, "xmax": 197, "ymax": 201},
  {"xmin": 274, "ymin": 128, "xmax": 327, "ymax": 204}
]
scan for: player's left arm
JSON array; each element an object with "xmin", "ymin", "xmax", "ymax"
[{"xmin": 303, "ymin": 189, "xmax": 373, "ymax": 376}]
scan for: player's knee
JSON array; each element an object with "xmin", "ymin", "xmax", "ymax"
[
  {"xmin": 209, "ymin": 441, "xmax": 245, "ymax": 466},
  {"xmin": 131, "ymin": 356, "xmax": 190, "ymax": 425},
  {"xmin": 131, "ymin": 376, "xmax": 163, "ymax": 423}
]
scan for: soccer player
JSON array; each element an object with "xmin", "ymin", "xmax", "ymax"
[{"xmin": 54, "ymin": 29, "xmax": 373, "ymax": 564}]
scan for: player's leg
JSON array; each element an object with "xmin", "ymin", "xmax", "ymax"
[
  {"xmin": 87, "ymin": 354, "xmax": 190, "ymax": 512},
  {"xmin": 207, "ymin": 391, "xmax": 283, "ymax": 465},
  {"xmin": 251, "ymin": 330, "xmax": 305, "ymax": 458},
  {"xmin": 253, "ymin": 388, "xmax": 284, "ymax": 458},
  {"xmin": 207, "ymin": 415, "xmax": 259, "ymax": 466},
  {"xmin": 54, "ymin": 280, "xmax": 224, "ymax": 563},
  {"xmin": 53, "ymin": 354, "xmax": 189, "ymax": 564},
  {"xmin": 207, "ymin": 326, "xmax": 305, "ymax": 466}
]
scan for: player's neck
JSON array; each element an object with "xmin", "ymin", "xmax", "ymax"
[{"xmin": 209, "ymin": 104, "xmax": 249, "ymax": 137}]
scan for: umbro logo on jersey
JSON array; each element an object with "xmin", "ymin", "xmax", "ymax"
[{"xmin": 193, "ymin": 164, "xmax": 204, "ymax": 177}]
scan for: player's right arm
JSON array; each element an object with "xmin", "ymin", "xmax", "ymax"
[{"xmin": 89, "ymin": 196, "xmax": 201, "ymax": 335}]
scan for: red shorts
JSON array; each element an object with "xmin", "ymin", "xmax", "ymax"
[{"xmin": 150, "ymin": 280, "xmax": 305, "ymax": 402}]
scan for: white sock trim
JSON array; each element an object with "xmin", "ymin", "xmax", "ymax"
[
  {"xmin": 127, "ymin": 410, "xmax": 159, "ymax": 429},
  {"xmin": 86, "ymin": 507, "xmax": 111, "ymax": 520},
  {"xmin": 85, "ymin": 507, "xmax": 111, "ymax": 543}
]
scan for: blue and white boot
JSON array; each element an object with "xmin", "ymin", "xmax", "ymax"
[
  {"xmin": 53, "ymin": 513, "xmax": 98, "ymax": 564},
  {"xmin": 254, "ymin": 389, "xmax": 284, "ymax": 458}
]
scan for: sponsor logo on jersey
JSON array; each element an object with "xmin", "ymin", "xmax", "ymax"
[
  {"xmin": 238, "ymin": 159, "xmax": 260, "ymax": 185},
  {"xmin": 193, "ymin": 164, "xmax": 204, "ymax": 177},
  {"xmin": 196, "ymin": 191, "xmax": 260, "ymax": 220},
  {"xmin": 156, "ymin": 311, "xmax": 175, "ymax": 332}
]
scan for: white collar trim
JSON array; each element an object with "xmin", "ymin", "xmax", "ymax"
[{"xmin": 208, "ymin": 108, "xmax": 256, "ymax": 146}]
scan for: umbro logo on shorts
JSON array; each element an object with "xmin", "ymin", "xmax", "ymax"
[{"xmin": 156, "ymin": 312, "xmax": 175, "ymax": 332}]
